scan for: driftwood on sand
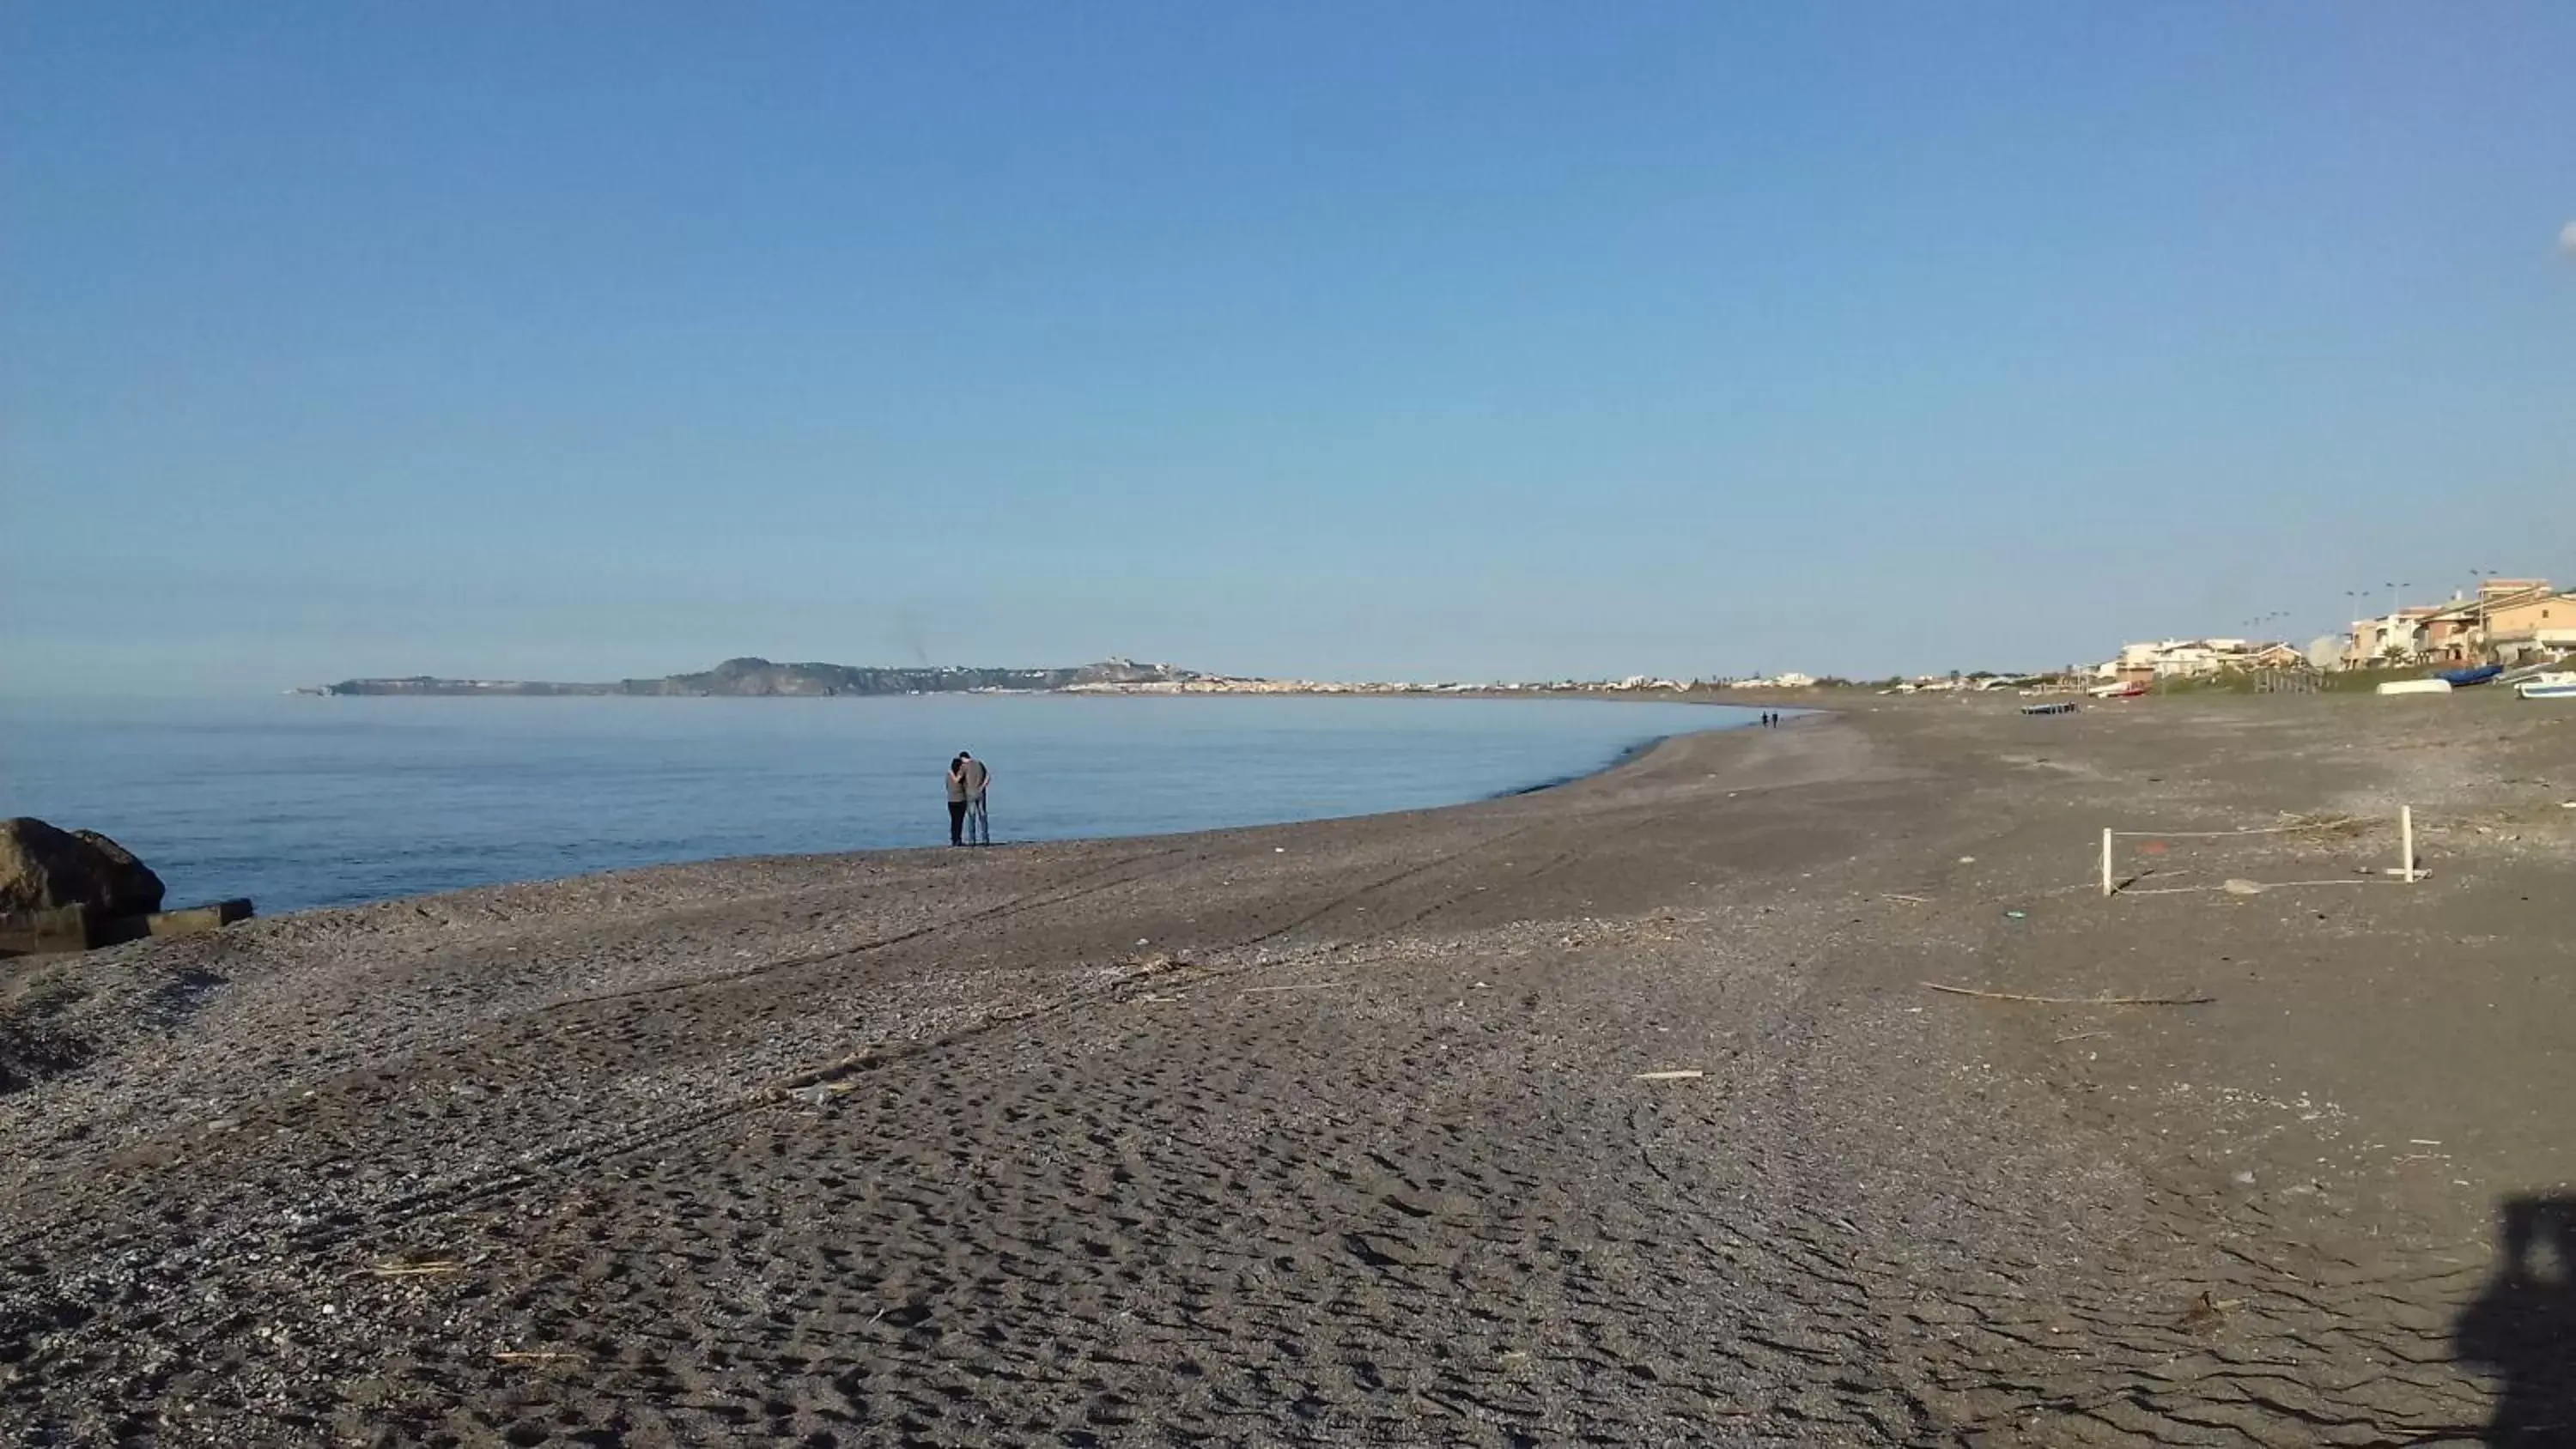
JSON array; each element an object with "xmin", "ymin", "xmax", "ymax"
[{"xmin": 1922, "ymin": 983, "xmax": 2214, "ymax": 1006}]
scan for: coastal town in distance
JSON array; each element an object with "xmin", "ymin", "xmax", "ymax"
[{"xmin": 310, "ymin": 572, "xmax": 2576, "ymax": 701}]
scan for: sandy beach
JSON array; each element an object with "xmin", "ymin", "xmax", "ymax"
[{"xmin": 4, "ymin": 694, "xmax": 2573, "ymax": 1446}]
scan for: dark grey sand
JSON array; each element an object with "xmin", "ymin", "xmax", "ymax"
[{"xmin": 5, "ymin": 695, "xmax": 2573, "ymax": 1446}]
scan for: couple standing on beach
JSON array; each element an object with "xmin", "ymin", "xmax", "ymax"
[{"xmin": 946, "ymin": 752, "xmax": 992, "ymax": 846}]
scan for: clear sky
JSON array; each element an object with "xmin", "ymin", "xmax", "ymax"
[{"xmin": 5, "ymin": 3, "xmax": 2571, "ymax": 692}]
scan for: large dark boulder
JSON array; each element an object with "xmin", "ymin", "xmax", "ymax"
[
  {"xmin": 70, "ymin": 829, "xmax": 166, "ymax": 916},
  {"xmin": 0, "ymin": 819, "xmax": 165, "ymax": 919}
]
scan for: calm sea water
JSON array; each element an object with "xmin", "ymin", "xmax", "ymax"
[{"xmin": 0, "ymin": 694, "xmax": 1750, "ymax": 914}]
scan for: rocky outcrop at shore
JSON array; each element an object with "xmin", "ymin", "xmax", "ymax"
[
  {"xmin": 0, "ymin": 818, "xmax": 164, "ymax": 919},
  {"xmin": 0, "ymin": 819, "xmax": 254, "ymax": 960}
]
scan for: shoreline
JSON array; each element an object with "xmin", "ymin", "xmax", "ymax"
[
  {"xmin": 3, "ymin": 693, "xmax": 2567, "ymax": 1441},
  {"xmin": 6, "ymin": 693, "xmax": 1767, "ymax": 921},
  {"xmin": 1487, "ymin": 704, "xmax": 1808, "ymax": 799},
  {"xmin": 1490, "ymin": 733, "xmax": 1668, "ymax": 798}
]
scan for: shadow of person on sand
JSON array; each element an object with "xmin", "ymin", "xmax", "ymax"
[{"xmin": 2455, "ymin": 1194, "xmax": 2576, "ymax": 1443}]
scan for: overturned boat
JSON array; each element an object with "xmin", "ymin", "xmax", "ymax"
[{"xmin": 2514, "ymin": 671, "xmax": 2576, "ymax": 700}]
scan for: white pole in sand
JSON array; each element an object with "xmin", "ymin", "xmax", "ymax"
[
  {"xmin": 2100, "ymin": 828, "xmax": 2115, "ymax": 897},
  {"xmin": 2401, "ymin": 806, "xmax": 2415, "ymax": 883}
]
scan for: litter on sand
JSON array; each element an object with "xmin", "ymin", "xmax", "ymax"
[
  {"xmin": 2180, "ymin": 1291, "xmax": 2243, "ymax": 1330},
  {"xmin": 1635, "ymin": 1070, "xmax": 1705, "ymax": 1082}
]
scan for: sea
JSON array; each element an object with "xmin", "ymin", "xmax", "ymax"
[{"xmin": 0, "ymin": 694, "xmax": 1753, "ymax": 915}]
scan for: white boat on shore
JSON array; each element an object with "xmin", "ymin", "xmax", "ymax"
[{"xmin": 2515, "ymin": 671, "xmax": 2576, "ymax": 700}]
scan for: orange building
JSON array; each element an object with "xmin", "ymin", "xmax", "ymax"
[{"xmin": 2482, "ymin": 585, "xmax": 2575, "ymax": 656}]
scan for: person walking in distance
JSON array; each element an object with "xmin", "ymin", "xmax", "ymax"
[
  {"xmin": 961, "ymin": 751, "xmax": 992, "ymax": 846},
  {"xmin": 945, "ymin": 754, "xmax": 971, "ymax": 846}
]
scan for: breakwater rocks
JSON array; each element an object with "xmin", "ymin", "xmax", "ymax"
[
  {"xmin": 0, "ymin": 818, "xmax": 163, "ymax": 919},
  {"xmin": 0, "ymin": 818, "xmax": 249, "ymax": 959}
]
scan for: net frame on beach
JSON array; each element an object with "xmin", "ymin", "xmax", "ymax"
[{"xmin": 2098, "ymin": 808, "xmax": 2420, "ymax": 897}]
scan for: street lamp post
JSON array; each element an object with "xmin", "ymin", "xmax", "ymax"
[{"xmin": 2470, "ymin": 568, "xmax": 2495, "ymax": 662}]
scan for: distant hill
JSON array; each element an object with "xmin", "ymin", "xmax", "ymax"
[{"xmin": 321, "ymin": 658, "xmax": 1212, "ymax": 697}]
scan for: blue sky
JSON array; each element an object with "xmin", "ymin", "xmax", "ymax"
[{"xmin": 5, "ymin": 2, "xmax": 2571, "ymax": 691}]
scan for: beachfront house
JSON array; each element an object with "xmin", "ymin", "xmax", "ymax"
[
  {"xmin": 2411, "ymin": 580, "xmax": 2547, "ymax": 663},
  {"xmin": 2239, "ymin": 643, "xmax": 2306, "ymax": 670},
  {"xmin": 2482, "ymin": 585, "xmax": 2576, "ymax": 660},
  {"xmin": 2108, "ymin": 641, "xmax": 2181, "ymax": 683},
  {"xmin": 2416, "ymin": 600, "xmax": 2485, "ymax": 664},
  {"xmin": 2105, "ymin": 638, "xmax": 2301, "ymax": 684},
  {"xmin": 2342, "ymin": 609, "xmax": 2443, "ymax": 669},
  {"xmin": 2347, "ymin": 579, "xmax": 2562, "ymax": 667}
]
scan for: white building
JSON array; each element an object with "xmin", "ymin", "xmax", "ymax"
[{"xmin": 2102, "ymin": 639, "xmax": 2284, "ymax": 681}]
